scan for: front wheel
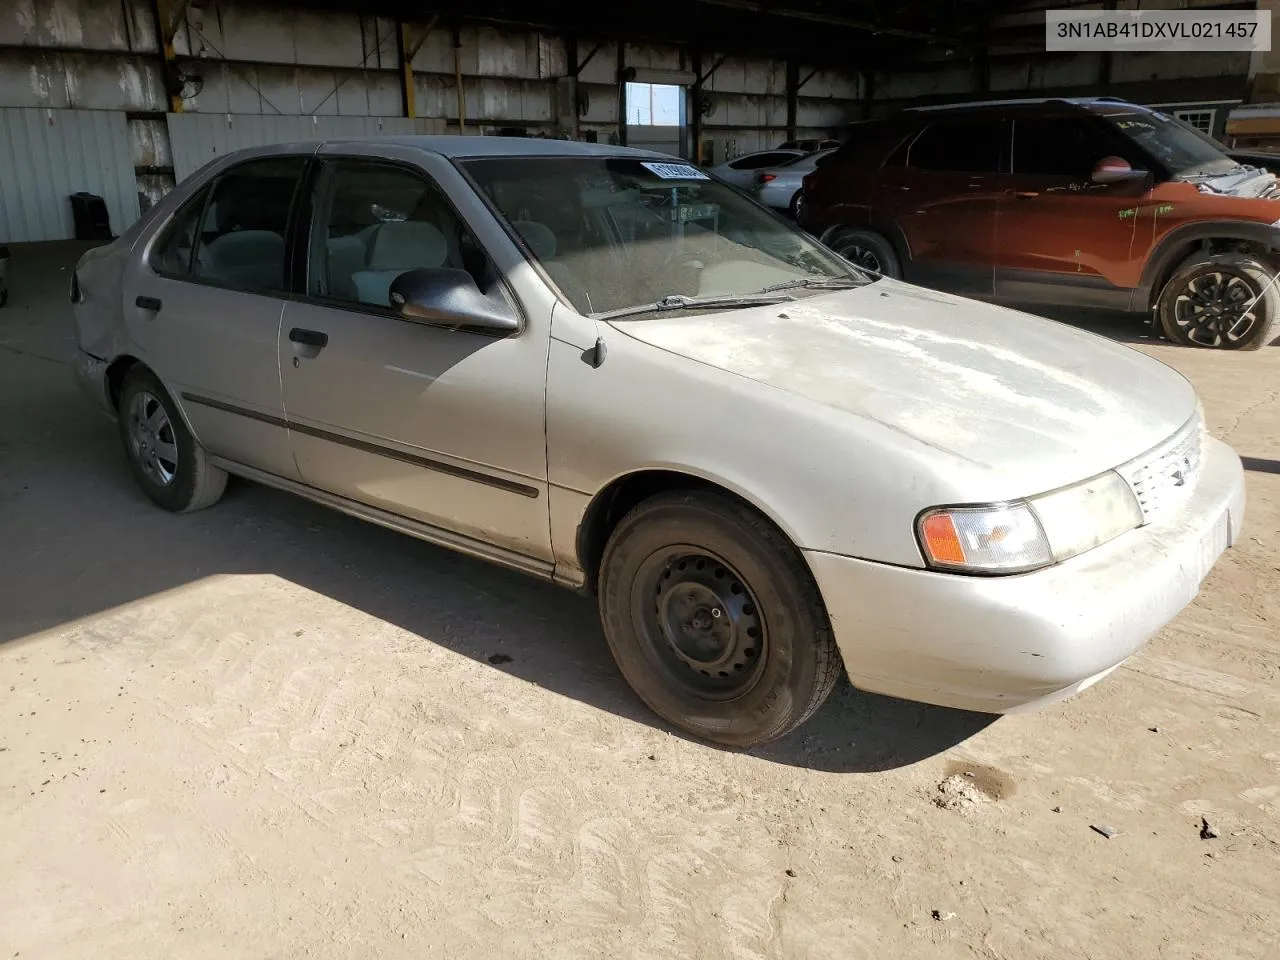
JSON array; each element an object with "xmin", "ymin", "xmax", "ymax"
[
  {"xmin": 598, "ymin": 492, "xmax": 841, "ymax": 747},
  {"xmin": 1157, "ymin": 252, "xmax": 1280, "ymax": 350}
]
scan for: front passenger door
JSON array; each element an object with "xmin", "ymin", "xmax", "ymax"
[
  {"xmin": 279, "ymin": 156, "xmax": 553, "ymax": 565},
  {"xmin": 994, "ymin": 116, "xmax": 1147, "ymax": 308}
]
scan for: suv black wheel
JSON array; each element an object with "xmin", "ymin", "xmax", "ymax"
[
  {"xmin": 598, "ymin": 491, "xmax": 841, "ymax": 748},
  {"xmin": 118, "ymin": 366, "xmax": 227, "ymax": 512},
  {"xmin": 825, "ymin": 228, "xmax": 901, "ymax": 279},
  {"xmin": 1157, "ymin": 252, "xmax": 1279, "ymax": 350}
]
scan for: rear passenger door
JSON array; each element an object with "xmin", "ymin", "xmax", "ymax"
[
  {"xmin": 123, "ymin": 153, "xmax": 309, "ymax": 481},
  {"xmin": 876, "ymin": 118, "xmax": 1007, "ymax": 296},
  {"xmin": 278, "ymin": 154, "xmax": 553, "ymax": 566}
]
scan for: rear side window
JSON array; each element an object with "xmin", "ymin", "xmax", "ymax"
[
  {"xmin": 150, "ymin": 187, "xmax": 209, "ymax": 276},
  {"xmin": 729, "ymin": 152, "xmax": 794, "ymax": 170},
  {"xmin": 1012, "ymin": 118, "xmax": 1113, "ymax": 178},
  {"xmin": 908, "ymin": 120, "xmax": 1005, "ymax": 173},
  {"xmin": 192, "ymin": 158, "xmax": 306, "ymax": 293}
]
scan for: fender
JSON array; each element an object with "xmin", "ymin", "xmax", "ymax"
[{"xmin": 1139, "ymin": 219, "xmax": 1280, "ymax": 310}]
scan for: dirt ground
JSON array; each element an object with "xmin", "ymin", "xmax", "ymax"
[{"xmin": 1, "ymin": 242, "xmax": 1277, "ymax": 960}]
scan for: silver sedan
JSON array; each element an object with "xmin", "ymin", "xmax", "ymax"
[
  {"xmin": 70, "ymin": 137, "xmax": 1245, "ymax": 747},
  {"xmin": 753, "ymin": 147, "xmax": 839, "ymax": 215}
]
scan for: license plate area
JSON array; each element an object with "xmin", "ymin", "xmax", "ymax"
[{"xmin": 1194, "ymin": 509, "xmax": 1231, "ymax": 580}]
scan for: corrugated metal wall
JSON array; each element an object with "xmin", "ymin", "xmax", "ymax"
[
  {"xmin": 166, "ymin": 113, "xmax": 448, "ymax": 181},
  {"xmin": 0, "ymin": 107, "xmax": 139, "ymax": 243}
]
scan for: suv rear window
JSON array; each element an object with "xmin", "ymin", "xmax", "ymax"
[{"xmin": 908, "ymin": 120, "xmax": 1004, "ymax": 173}]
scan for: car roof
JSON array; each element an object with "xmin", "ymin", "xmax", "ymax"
[
  {"xmin": 231, "ymin": 136, "xmax": 680, "ymax": 161},
  {"xmin": 903, "ymin": 96, "xmax": 1156, "ymax": 118}
]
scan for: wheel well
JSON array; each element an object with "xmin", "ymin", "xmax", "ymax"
[
  {"xmin": 576, "ymin": 470, "xmax": 763, "ymax": 593},
  {"xmin": 1149, "ymin": 237, "xmax": 1278, "ymax": 309},
  {"xmin": 104, "ymin": 355, "xmax": 141, "ymax": 410}
]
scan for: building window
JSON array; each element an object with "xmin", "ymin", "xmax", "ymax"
[
  {"xmin": 1174, "ymin": 109, "xmax": 1216, "ymax": 135},
  {"xmin": 625, "ymin": 82, "xmax": 683, "ymax": 127}
]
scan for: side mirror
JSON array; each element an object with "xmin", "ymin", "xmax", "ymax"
[
  {"xmin": 389, "ymin": 267, "xmax": 519, "ymax": 333},
  {"xmin": 1092, "ymin": 155, "xmax": 1145, "ymax": 184}
]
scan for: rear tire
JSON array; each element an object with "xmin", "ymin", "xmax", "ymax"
[
  {"xmin": 598, "ymin": 491, "xmax": 841, "ymax": 748},
  {"xmin": 1156, "ymin": 252, "xmax": 1279, "ymax": 350},
  {"xmin": 825, "ymin": 227, "xmax": 902, "ymax": 279},
  {"xmin": 118, "ymin": 366, "xmax": 227, "ymax": 512}
]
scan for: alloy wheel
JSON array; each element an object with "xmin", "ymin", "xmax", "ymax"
[
  {"xmin": 127, "ymin": 390, "xmax": 178, "ymax": 487},
  {"xmin": 1171, "ymin": 270, "xmax": 1262, "ymax": 347}
]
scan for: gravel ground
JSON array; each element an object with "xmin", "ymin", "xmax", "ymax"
[{"xmin": 2, "ymin": 242, "xmax": 1277, "ymax": 959}]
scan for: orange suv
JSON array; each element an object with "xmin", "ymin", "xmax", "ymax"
[{"xmin": 799, "ymin": 98, "xmax": 1280, "ymax": 350}]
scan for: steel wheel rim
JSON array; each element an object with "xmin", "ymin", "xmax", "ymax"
[
  {"xmin": 631, "ymin": 547, "xmax": 768, "ymax": 701},
  {"xmin": 1172, "ymin": 271, "xmax": 1260, "ymax": 347},
  {"xmin": 127, "ymin": 390, "xmax": 178, "ymax": 487}
]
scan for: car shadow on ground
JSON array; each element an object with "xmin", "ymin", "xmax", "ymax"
[
  {"xmin": 2, "ymin": 240, "xmax": 994, "ymax": 773},
  {"xmin": 1242, "ymin": 457, "xmax": 1280, "ymax": 475},
  {"xmin": 1, "ymin": 359, "xmax": 991, "ymax": 775}
]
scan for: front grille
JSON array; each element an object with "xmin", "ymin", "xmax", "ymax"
[{"xmin": 1116, "ymin": 415, "xmax": 1203, "ymax": 523}]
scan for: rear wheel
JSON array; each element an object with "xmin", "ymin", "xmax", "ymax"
[
  {"xmin": 118, "ymin": 366, "xmax": 227, "ymax": 512},
  {"xmin": 598, "ymin": 491, "xmax": 841, "ymax": 747},
  {"xmin": 825, "ymin": 228, "xmax": 901, "ymax": 279},
  {"xmin": 1157, "ymin": 252, "xmax": 1279, "ymax": 350}
]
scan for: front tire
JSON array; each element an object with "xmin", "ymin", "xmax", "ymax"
[
  {"xmin": 598, "ymin": 491, "xmax": 841, "ymax": 748},
  {"xmin": 1157, "ymin": 252, "xmax": 1279, "ymax": 350},
  {"xmin": 825, "ymin": 228, "xmax": 902, "ymax": 279},
  {"xmin": 118, "ymin": 366, "xmax": 227, "ymax": 512}
]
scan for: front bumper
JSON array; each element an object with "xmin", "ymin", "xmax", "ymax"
[
  {"xmin": 806, "ymin": 436, "xmax": 1246, "ymax": 714},
  {"xmin": 71, "ymin": 350, "xmax": 116, "ymax": 419}
]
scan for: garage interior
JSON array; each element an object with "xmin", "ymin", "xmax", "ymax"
[{"xmin": 2, "ymin": 1, "xmax": 1279, "ymax": 958}]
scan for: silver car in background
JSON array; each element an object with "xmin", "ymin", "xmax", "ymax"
[
  {"xmin": 70, "ymin": 137, "xmax": 1245, "ymax": 748},
  {"xmin": 706, "ymin": 148, "xmax": 806, "ymax": 189},
  {"xmin": 753, "ymin": 147, "xmax": 839, "ymax": 215}
]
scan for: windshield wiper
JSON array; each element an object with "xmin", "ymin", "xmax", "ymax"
[
  {"xmin": 760, "ymin": 275, "xmax": 869, "ymax": 293},
  {"xmin": 594, "ymin": 292, "xmax": 791, "ymax": 321}
]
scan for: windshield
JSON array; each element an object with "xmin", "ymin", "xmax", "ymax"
[
  {"xmin": 1103, "ymin": 110, "xmax": 1239, "ymax": 178},
  {"xmin": 461, "ymin": 156, "xmax": 862, "ymax": 315}
]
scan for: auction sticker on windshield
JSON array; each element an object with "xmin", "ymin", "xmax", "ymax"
[{"xmin": 641, "ymin": 162, "xmax": 711, "ymax": 180}]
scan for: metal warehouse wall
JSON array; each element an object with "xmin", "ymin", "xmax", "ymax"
[
  {"xmin": 0, "ymin": 107, "xmax": 138, "ymax": 243},
  {"xmin": 0, "ymin": 0, "xmax": 1257, "ymax": 240},
  {"xmin": 166, "ymin": 113, "xmax": 446, "ymax": 181}
]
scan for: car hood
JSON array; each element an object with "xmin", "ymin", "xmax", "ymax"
[{"xmin": 610, "ymin": 279, "xmax": 1197, "ymax": 497}]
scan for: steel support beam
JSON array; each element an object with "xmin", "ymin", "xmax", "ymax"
[
  {"xmin": 398, "ymin": 15, "xmax": 439, "ymax": 119},
  {"xmin": 150, "ymin": 0, "xmax": 183, "ymax": 113},
  {"xmin": 785, "ymin": 57, "xmax": 798, "ymax": 141}
]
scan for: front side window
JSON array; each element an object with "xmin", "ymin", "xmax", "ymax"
[
  {"xmin": 463, "ymin": 156, "xmax": 860, "ymax": 315},
  {"xmin": 908, "ymin": 120, "xmax": 1005, "ymax": 173},
  {"xmin": 190, "ymin": 157, "xmax": 305, "ymax": 293},
  {"xmin": 306, "ymin": 161, "xmax": 497, "ymax": 309},
  {"xmin": 1012, "ymin": 118, "xmax": 1113, "ymax": 179}
]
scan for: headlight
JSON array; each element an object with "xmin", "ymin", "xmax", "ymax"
[{"xmin": 917, "ymin": 470, "xmax": 1143, "ymax": 575}]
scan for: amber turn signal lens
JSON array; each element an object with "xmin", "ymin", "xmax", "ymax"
[{"xmin": 920, "ymin": 513, "xmax": 966, "ymax": 565}]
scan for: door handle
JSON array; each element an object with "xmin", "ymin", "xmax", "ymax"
[
  {"xmin": 289, "ymin": 328, "xmax": 329, "ymax": 348},
  {"xmin": 1012, "ymin": 191, "xmax": 1040, "ymax": 200},
  {"xmin": 135, "ymin": 295, "xmax": 162, "ymax": 311}
]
